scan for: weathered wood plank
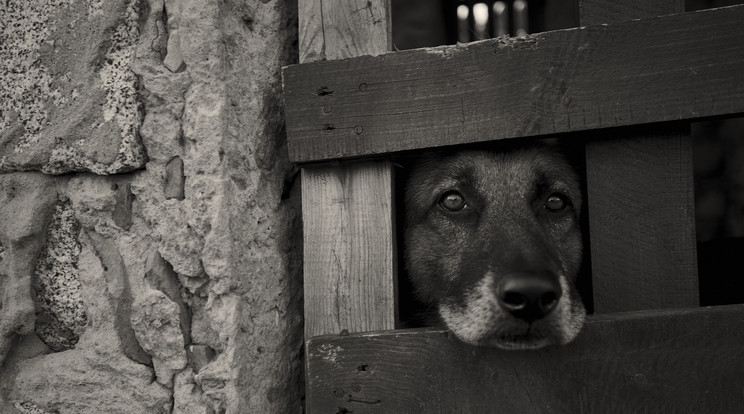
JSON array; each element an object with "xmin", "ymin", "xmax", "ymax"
[
  {"xmin": 299, "ymin": 0, "xmax": 392, "ymax": 63},
  {"xmin": 299, "ymin": 0, "xmax": 397, "ymax": 338},
  {"xmin": 283, "ymin": 4, "xmax": 744, "ymax": 163},
  {"xmin": 585, "ymin": 126, "xmax": 699, "ymax": 312},
  {"xmin": 306, "ymin": 304, "xmax": 744, "ymax": 413},
  {"xmin": 581, "ymin": 1, "xmax": 699, "ymax": 312},
  {"xmin": 302, "ymin": 162, "xmax": 397, "ymax": 338}
]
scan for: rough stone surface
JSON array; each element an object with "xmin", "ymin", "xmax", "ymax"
[
  {"xmin": 165, "ymin": 156, "xmax": 185, "ymax": 200},
  {"xmin": 0, "ymin": 0, "xmax": 146, "ymax": 174},
  {"xmin": 85, "ymin": 228, "xmax": 152, "ymax": 365},
  {"xmin": 187, "ymin": 344, "xmax": 216, "ymax": 372},
  {"xmin": 10, "ymin": 348, "xmax": 170, "ymax": 413},
  {"xmin": 13, "ymin": 401, "xmax": 54, "ymax": 414},
  {"xmin": 1, "ymin": 0, "xmax": 303, "ymax": 412},
  {"xmin": 32, "ymin": 200, "xmax": 86, "ymax": 352},
  {"xmin": 173, "ymin": 368, "xmax": 211, "ymax": 414},
  {"xmin": 131, "ymin": 289, "xmax": 188, "ymax": 387},
  {"xmin": 0, "ymin": 173, "xmax": 57, "ymax": 365},
  {"xmin": 145, "ymin": 250, "xmax": 191, "ymax": 342},
  {"xmin": 5, "ymin": 237, "xmax": 172, "ymax": 413}
]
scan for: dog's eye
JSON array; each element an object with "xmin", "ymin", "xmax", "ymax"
[
  {"xmin": 439, "ymin": 191, "xmax": 467, "ymax": 211},
  {"xmin": 545, "ymin": 193, "xmax": 568, "ymax": 212}
]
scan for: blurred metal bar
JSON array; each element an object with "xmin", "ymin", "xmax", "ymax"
[
  {"xmin": 473, "ymin": 3, "xmax": 490, "ymax": 40},
  {"xmin": 457, "ymin": 3, "xmax": 470, "ymax": 43},
  {"xmin": 492, "ymin": 1, "xmax": 509, "ymax": 37},
  {"xmin": 514, "ymin": 0, "xmax": 529, "ymax": 36}
]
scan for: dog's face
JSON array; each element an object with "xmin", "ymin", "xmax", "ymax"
[{"xmin": 404, "ymin": 145, "xmax": 585, "ymax": 349}]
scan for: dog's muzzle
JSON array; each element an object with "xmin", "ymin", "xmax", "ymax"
[{"xmin": 496, "ymin": 272, "xmax": 563, "ymax": 322}]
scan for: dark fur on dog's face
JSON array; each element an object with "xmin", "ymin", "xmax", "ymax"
[{"xmin": 404, "ymin": 145, "xmax": 585, "ymax": 349}]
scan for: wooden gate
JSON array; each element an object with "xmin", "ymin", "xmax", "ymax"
[{"xmin": 282, "ymin": 0, "xmax": 744, "ymax": 412}]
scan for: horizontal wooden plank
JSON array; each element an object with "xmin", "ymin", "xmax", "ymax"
[
  {"xmin": 283, "ymin": 5, "xmax": 744, "ymax": 163},
  {"xmin": 306, "ymin": 304, "xmax": 744, "ymax": 413}
]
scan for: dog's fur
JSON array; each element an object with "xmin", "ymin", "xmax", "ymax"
[{"xmin": 404, "ymin": 144, "xmax": 585, "ymax": 349}]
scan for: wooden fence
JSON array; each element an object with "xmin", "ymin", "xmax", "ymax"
[{"xmin": 283, "ymin": 0, "xmax": 744, "ymax": 412}]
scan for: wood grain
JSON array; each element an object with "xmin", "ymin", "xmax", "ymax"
[
  {"xmin": 306, "ymin": 304, "xmax": 744, "ymax": 413},
  {"xmin": 283, "ymin": 4, "xmax": 744, "ymax": 163},
  {"xmin": 299, "ymin": 0, "xmax": 391, "ymax": 63},
  {"xmin": 298, "ymin": 0, "xmax": 397, "ymax": 338},
  {"xmin": 302, "ymin": 162, "xmax": 397, "ymax": 338},
  {"xmin": 581, "ymin": 0, "xmax": 699, "ymax": 313},
  {"xmin": 585, "ymin": 126, "xmax": 698, "ymax": 312},
  {"xmin": 298, "ymin": 0, "xmax": 326, "ymax": 64}
]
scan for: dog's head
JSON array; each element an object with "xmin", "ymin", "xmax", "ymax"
[{"xmin": 404, "ymin": 145, "xmax": 585, "ymax": 349}]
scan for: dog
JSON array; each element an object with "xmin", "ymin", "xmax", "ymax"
[{"xmin": 403, "ymin": 143, "xmax": 585, "ymax": 350}]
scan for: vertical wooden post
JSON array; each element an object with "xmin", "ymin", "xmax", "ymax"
[
  {"xmin": 299, "ymin": 0, "xmax": 397, "ymax": 339},
  {"xmin": 580, "ymin": 0, "xmax": 698, "ymax": 313}
]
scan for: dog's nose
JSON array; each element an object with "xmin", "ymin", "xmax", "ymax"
[{"xmin": 497, "ymin": 273, "xmax": 562, "ymax": 322}]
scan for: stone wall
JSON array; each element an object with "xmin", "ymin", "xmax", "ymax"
[{"xmin": 0, "ymin": 0, "xmax": 303, "ymax": 413}]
